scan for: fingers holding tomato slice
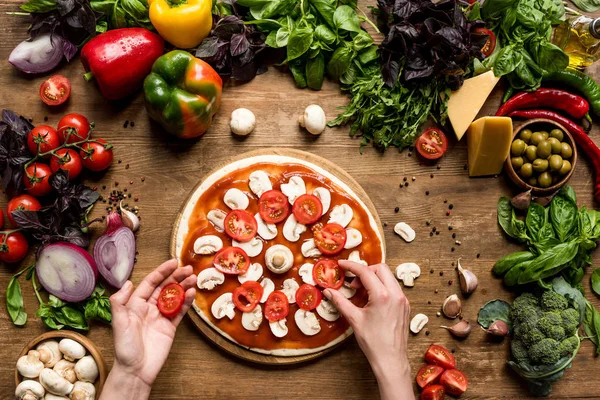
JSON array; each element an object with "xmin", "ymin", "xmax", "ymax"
[
  {"xmin": 416, "ymin": 128, "xmax": 448, "ymax": 161},
  {"xmin": 264, "ymin": 291, "xmax": 289, "ymax": 321},
  {"xmin": 258, "ymin": 190, "xmax": 290, "ymax": 223},
  {"xmin": 424, "ymin": 344, "xmax": 456, "ymax": 370},
  {"xmin": 39, "ymin": 75, "xmax": 71, "ymax": 106},
  {"xmin": 7, "ymin": 194, "xmax": 41, "ymax": 227},
  {"xmin": 313, "ymin": 259, "xmax": 344, "ymax": 290},
  {"xmin": 213, "ymin": 246, "xmax": 250, "ymax": 275},
  {"xmin": 295, "ymin": 284, "xmax": 322, "ymax": 310},
  {"xmin": 439, "ymin": 369, "xmax": 468, "ymax": 396},
  {"xmin": 416, "ymin": 365, "xmax": 445, "ymax": 389},
  {"xmin": 292, "ymin": 194, "xmax": 323, "ymax": 224},
  {"xmin": 313, "ymin": 223, "xmax": 347, "ymax": 255},
  {"xmin": 233, "ymin": 281, "xmax": 264, "ymax": 312},
  {"xmin": 158, "ymin": 282, "xmax": 185, "ymax": 318},
  {"xmin": 224, "ymin": 209, "xmax": 258, "ymax": 242},
  {"xmin": 420, "ymin": 384, "xmax": 445, "ymax": 400}
]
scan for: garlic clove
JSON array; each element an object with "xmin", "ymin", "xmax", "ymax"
[
  {"xmin": 511, "ymin": 189, "xmax": 532, "ymax": 211},
  {"xmin": 410, "ymin": 313, "xmax": 429, "ymax": 334},
  {"xmin": 484, "ymin": 320, "xmax": 510, "ymax": 337},
  {"xmin": 441, "ymin": 320, "xmax": 472, "ymax": 338},
  {"xmin": 119, "ymin": 201, "xmax": 140, "ymax": 232},
  {"xmin": 442, "ymin": 294, "xmax": 462, "ymax": 319},
  {"xmin": 457, "ymin": 258, "xmax": 478, "ymax": 295}
]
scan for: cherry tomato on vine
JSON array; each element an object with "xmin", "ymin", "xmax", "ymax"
[
  {"xmin": 0, "ymin": 232, "xmax": 29, "ymax": 263},
  {"xmin": 7, "ymin": 194, "xmax": 41, "ymax": 227},
  {"xmin": 50, "ymin": 149, "xmax": 83, "ymax": 180},
  {"xmin": 27, "ymin": 125, "xmax": 61, "ymax": 157},
  {"xmin": 57, "ymin": 113, "xmax": 91, "ymax": 144},
  {"xmin": 79, "ymin": 139, "xmax": 113, "ymax": 171},
  {"xmin": 24, "ymin": 163, "xmax": 53, "ymax": 197},
  {"xmin": 39, "ymin": 75, "xmax": 71, "ymax": 106}
]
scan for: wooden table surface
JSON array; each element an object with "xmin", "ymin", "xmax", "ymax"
[{"xmin": 1, "ymin": 1, "xmax": 600, "ymax": 398}]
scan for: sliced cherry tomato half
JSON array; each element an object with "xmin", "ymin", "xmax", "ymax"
[
  {"xmin": 213, "ymin": 246, "xmax": 250, "ymax": 275},
  {"xmin": 24, "ymin": 163, "xmax": 53, "ymax": 197},
  {"xmin": 292, "ymin": 194, "xmax": 323, "ymax": 224},
  {"xmin": 295, "ymin": 284, "xmax": 323, "ymax": 310},
  {"xmin": 416, "ymin": 128, "xmax": 448, "ymax": 160},
  {"xmin": 313, "ymin": 259, "xmax": 344, "ymax": 290},
  {"xmin": 39, "ymin": 75, "xmax": 71, "ymax": 106},
  {"xmin": 223, "ymin": 209, "xmax": 258, "ymax": 242},
  {"xmin": 439, "ymin": 369, "xmax": 468, "ymax": 396},
  {"xmin": 50, "ymin": 148, "xmax": 83, "ymax": 180},
  {"xmin": 313, "ymin": 223, "xmax": 347, "ymax": 255},
  {"xmin": 232, "ymin": 281, "xmax": 264, "ymax": 312},
  {"xmin": 157, "ymin": 282, "xmax": 185, "ymax": 318},
  {"xmin": 0, "ymin": 232, "xmax": 29, "ymax": 263},
  {"xmin": 27, "ymin": 125, "xmax": 61, "ymax": 157},
  {"xmin": 258, "ymin": 190, "xmax": 290, "ymax": 224},
  {"xmin": 7, "ymin": 194, "xmax": 41, "ymax": 227},
  {"xmin": 57, "ymin": 113, "xmax": 91, "ymax": 144},
  {"xmin": 424, "ymin": 344, "xmax": 456, "ymax": 370},
  {"xmin": 420, "ymin": 384, "xmax": 446, "ymax": 400},
  {"xmin": 473, "ymin": 27, "xmax": 497, "ymax": 57},
  {"xmin": 416, "ymin": 365, "xmax": 445, "ymax": 389},
  {"xmin": 80, "ymin": 139, "xmax": 113, "ymax": 172},
  {"xmin": 264, "ymin": 291, "xmax": 289, "ymax": 322}
]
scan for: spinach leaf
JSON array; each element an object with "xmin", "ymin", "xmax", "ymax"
[
  {"xmin": 20, "ymin": 0, "xmax": 57, "ymax": 13},
  {"xmin": 306, "ymin": 53, "xmax": 325, "ymax": 90},
  {"xmin": 497, "ymin": 196, "xmax": 529, "ymax": 242},
  {"xmin": 493, "ymin": 251, "xmax": 535, "ymax": 276},
  {"xmin": 592, "ymin": 268, "xmax": 600, "ymax": 296},
  {"xmin": 287, "ymin": 25, "xmax": 314, "ymax": 61},
  {"xmin": 517, "ymin": 241, "xmax": 579, "ymax": 284},
  {"xmin": 526, "ymin": 202, "xmax": 546, "ymax": 241},
  {"xmin": 550, "ymin": 191, "xmax": 578, "ymax": 242},
  {"xmin": 333, "ymin": 5, "xmax": 360, "ymax": 33},
  {"xmin": 327, "ymin": 42, "xmax": 354, "ymax": 80},
  {"xmin": 6, "ymin": 275, "xmax": 27, "ymax": 326}
]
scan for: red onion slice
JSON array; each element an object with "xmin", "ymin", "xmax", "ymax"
[
  {"xmin": 94, "ymin": 226, "xmax": 136, "ymax": 288},
  {"xmin": 8, "ymin": 34, "xmax": 65, "ymax": 74}
]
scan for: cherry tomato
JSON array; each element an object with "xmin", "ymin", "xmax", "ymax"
[
  {"xmin": 439, "ymin": 369, "xmax": 468, "ymax": 396},
  {"xmin": 39, "ymin": 75, "xmax": 71, "ymax": 106},
  {"xmin": 313, "ymin": 223, "xmax": 347, "ymax": 255},
  {"xmin": 50, "ymin": 149, "xmax": 83, "ymax": 180},
  {"xmin": 416, "ymin": 128, "xmax": 448, "ymax": 160},
  {"xmin": 420, "ymin": 384, "xmax": 446, "ymax": 400},
  {"xmin": 424, "ymin": 344, "xmax": 456, "ymax": 370},
  {"xmin": 313, "ymin": 259, "xmax": 344, "ymax": 290},
  {"xmin": 258, "ymin": 190, "xmax": 290, "ymax": 224},
  {"xmin": 0, "ymin": 232, "xmax": 29, "ymax": 263},
  {"xmin": 295, "ymin": 284, "xmax": 322, "ymax": 310},
  {"xmin": 157, "ymin": 282, "xmax": 185, "ymax": 318},
  {"xmin": 416, "ymin": 365, "xmax": 445, "ymax": 389},
  {"xmin": 80, "ymin": 139, "xmax": 113, "ymax": 172},
  {"xmin": 57, "ymin": 113, "xmax": 91, "ymax": 144},
  {"xmin": 24, "ymin": 163, "xmax": 53, "ymax": 197},
  {"xmin": 232, "ymin": 281, "xmax": 264, "ymax": 312},
  {"xmin": 213, "ymin": 246, "xmax": 250, "ymax": 275},
  {"xmin": 27, "ymin": 125, "xmax": 61, "ymax": 157},
  {"xmin": 264, "ymin": 291, "xmax": 289, "ymax": 322},
  {"xmin": 7, "ymin": 194, "xmax": 41, "ymax": 227},
  {"xmin": 473, "ymin": 27, "xmax": 497, "ymax": 57},
  {"xmin": 292, "ymin": 194, "xmax": 323, "ymax": 225},
  {"xmin": 0, "ymin": 210, "xmax": 4, "ymax": 229},
  {"xmin": 223, "ymin": 210, "xmax": 257, "ymax": 242}
]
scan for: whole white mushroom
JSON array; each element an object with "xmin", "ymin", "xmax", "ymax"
[
  {"xmin": 298, "ymin": 104, "xmax": 326, "ymax": 135},
  {"xmin": 70, "ymin": 381, "xmax": 96, "ymax": 400},
  {"xmin": 58, "ymin": 339, "xmax": 85, "ymax": 362},
  {"xmin": 15, "ymin": 380, "xmax": 45, "ymax": 400},
  {"xmin": 36, "ymin": 340, "xmax": 62, "ymax": 368},
  {"xmin": 74, "ymin": 355, "xmax": 99, "ymax": 383},
  {"xmin": 16, "ymin": 351, "xmax": 44, "ymax": 378},
  {"xmin": 230, "ymin": 108, "xmax": 256, "ymax": 136}
]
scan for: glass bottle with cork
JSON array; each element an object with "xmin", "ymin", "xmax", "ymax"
[{"xmin": 552, "ymin": 15, "xmax": 600, "ymax": 70}]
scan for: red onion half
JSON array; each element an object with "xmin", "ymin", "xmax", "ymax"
[
  {"xmin": 36, "ymin": 242, "xmax": 98, "ymax": 303},
  {"xmin": 94, "ymin": 212, "xmax": 136, "ymax": 288},
  {"xmin": 8, "ymin": 33, "xmax": 76, "ymax": 74}
]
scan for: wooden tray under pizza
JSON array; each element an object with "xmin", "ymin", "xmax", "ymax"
[{"xmin": 170, "ymin": 148, "xmax": 385, "ymax": 365}]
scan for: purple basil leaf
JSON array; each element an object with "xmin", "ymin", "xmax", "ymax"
[
  {"xmin": 213, "ymin": 16, "xmax": 243, "ymax": 41},
  {"xmin": 195, "ymin": 36, "xmax": 220, "ymax": 58},
  {"xmin": 381, "ymin": 59, "xmax": 401, "ymax": 87},
  {"xmin": 12, "ymin": 209, "xmax": 48, "ymax": 231},
  {"xmin": 62, "ymin": 227, "xmax": 89, "ymax": 248},
  {"xmin": 63, "ymin": 39, "xmax": 77, "ymax": 61},
  {"xmin": 231, "ymin": 59, "xmax": 258, "ymax": 82},
  {"xmin": 238, "ymin": 48, "xmax": 254, "ymax": 66},
  {"xmin": 230, "ymin": 33, "xmax": 250, "ymax": 57},
  {"xmin": 50, "ymin": 170, "xmax": 69, "ymax": 193},
  {"xmin": 56, "ymin": 0, "xmax": 76, "ymax": 16}
]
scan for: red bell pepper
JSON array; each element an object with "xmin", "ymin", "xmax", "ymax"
[{"xmin": 81, "ymin": 28, "xmax": 164, "ymax": 100}]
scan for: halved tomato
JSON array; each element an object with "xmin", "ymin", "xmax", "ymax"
[
  {"xmin": 416, "ymin": 128, "xmax": 448, "ymax": 160},
  {"xmin": 313, "ymin": 259, "xmax": 344, "ymax": 290},
  {"xmin": 39, "ymin": 75, "xmax": 71, "ymax": 106},
  {"xmin": 258, "ymin": 190, "xmax": 289, "ymax": 223},
  {"xmin": 232, "ymin": 281, "xmax": 264, "ymax": 312},
  {"xmin": 224, "ymin": 210, "xmax": 257, "ymax": 242},
  {"xmin": 416, "ymin": 365, "xmax": 445, "ymax": 389},
  {"xmin": 313, "ymin": 223, "xmax": 347, "ymax": 255},
  {"xmin": 439, "ymin": 369, "xmax": 468, "ymax": 396},
  {"xmin": 213, "ymin": 247, "xmax": 250, "ymax": 275},
  {"xmin": 292, "ymin": 194, "xmax": 323, "ymax": 224},
  {"xmin": 473, "ymin": 27, "xmax": 497, "ymax": 57},
  {"xmin": 157, "ymin": 282, "xmax": 185, "ymax": 318},
  {"xmin": 295, "ymin": 284, "xmax": 322, "ymax": 310},
  {"xmin": 264, "ymin": 291, "xmax": 289, "ymax": 322},
  {"xmin": 420, "ymin": 384, "xmax": 445, "ymax": 400},
  {"xmin": 424, "ymin": 345, "xmax": 456, "ymax": 370}
]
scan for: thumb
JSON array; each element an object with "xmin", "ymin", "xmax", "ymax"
[{"xmin": 324, "ymin": 289, "xmax": 360, "ymax": 326}]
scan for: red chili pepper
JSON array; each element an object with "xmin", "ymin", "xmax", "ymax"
[
  {"xmin": 80, "ymin": 28, "xmax": 164, "ymax": 100},
  {"xmin": 497, "ymin": 88, "xmax": 591, "ymax": 122},
  {"xmin": 509, "ymin": 109, "xmax": 600, "ymax": 201}
]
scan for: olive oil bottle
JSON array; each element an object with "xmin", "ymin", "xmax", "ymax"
[{"xmin": 552, "ymin": 16, "xmax": 600, "ymax": 70}]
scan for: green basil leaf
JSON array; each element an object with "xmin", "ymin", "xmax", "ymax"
[
  {"xmin": 494, "ymin": 44, "xmax": 523, "ymax": 76},
  {"xmin": 358, "ymin": 45, "xmax": 378, "ymax": 65},
  {"xmin": 531, "ymin": 40, "xmax": 569, "ymax": 73},
  {"xmin": 289, "ymin": 59, "xmax": 308, "ymax": 88},
  {"xmin": 6, "ymin": 275, "xmax": 27, "ymax": 326},
  {"xmin": 121, "ymin": 0, "xmax": 152, "ymax": 27},
  {"xmin": 315, "ymin": 24, "xmax": 336, "ymax": 45},
  {"xmin": 306, "ymin": 52, "xmax": 325, "ymax": 90},
  {"xmin": 287, "ymin": 25, "xmax": 314, "ymax": 61},
  {"xmin": 550, "ymin": 191, "xmax": 578, "ymax": 242},
  {"xmin": 333, "ymin": 5, "xmax": 361, "ymax": 33},
  {"xmin": 584, "ymin": 300, "xmax": 600, "ymax": 352},
  {"xmin": 265, "ymin": 30, "xmax": 278, "ymax": 48},
  {"xmin": 57, "ymin": 306, "xmax": 89, "ymax": 331},
  {"xmin": 48, "ymin": 295, "xmax": 66, "ymax": 308},
  {"xmin": 352, "ymin": 30, "xmax": 373, "ymax": 51},
  {"xmin": 20, "ymin": 0, "xmax": 56, "ymax": 13},
  {"xmin": 493, "ymin": 251, "xmax": 535, "ymax": 276},
  {"xmin": 517, "ymin": 241, "xmax": 579, "ymax": 284},
  {"xmin": 340, "ymin": 61, "xmax": 359, "ymax": 85},
  {"xmin": 503, "ymin": 258, "xmax": 534, "ymax": 286},
  {"xmin": 327, "ymin": 42, "xmax": 354, "ymax": 80},
  {"xmin": 276, "ymin": 26, "xmax": 291, "ymax": 48},
  {"xmin": 533, "ymin": 223, "xmax": 559, "ymax": 254},
  {"xmin": 309, "ymin": 0, "xmax": 336, "ymax": 28},
  {"xmin": 526, "ymin": 202, "xmax": 546, "ymax": 242},
  {"xmin": 497, "ymin": 196, "xmax": 529, "ymax": 242},
  {"xmin": 592, "ymin": 268, "xmax": 600, "ymax": 296},
  {"xmin": 235, "ymin": 0, "xmax": 271, "ymax": 6}
]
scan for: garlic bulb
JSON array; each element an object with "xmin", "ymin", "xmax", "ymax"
[
  {"xmin": 442, "ymin": 294, "xmax": 462, "ymax": 319},
  {"xmin": 120, "ymin": 201, "xmax": 140, "ymax": 232},
  {"xmin": 441, "ymin": 320, "xmax": 472, "ymax": 338},
  {"xmin": 457, "ymin": 259, "xmax": 478, "ymax": 295}
]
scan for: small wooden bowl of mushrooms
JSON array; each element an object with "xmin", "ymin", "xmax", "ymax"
[{"xmin": 15, "ymin": 331, "xmax": 107, "ymax": 399}]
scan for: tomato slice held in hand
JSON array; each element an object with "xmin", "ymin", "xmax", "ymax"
[
  {"xmin": 57, "ymin": 113, "xmax": 91, "ymax": 144},
  {"xmin": 80, "ymin": 139, "xmax": 113, "ymax": 172},
  {"xmin": 50, "ymin": 148, "xmax": 83, "ymax": 180},
  {"xmin": 416, "ymin": 128, "xmax": 448, "ymax": 160},
  {"xmin": 232, "ymin": 281, "xmax": 264, "ymax": 312},
  {"xmin": 439, "ymin": 369, "xmax": 468, "ymax": 396},
  {"xmin": 416, "ymin": 365, "xmax": 445, "ymax": 389},
  {"xmin": 313, "ymin": 223, "xmax": 347, "ymax": 255},
  {"xmin": 7, "ymin": 194, "xmax": 41, "ymax": 227},
  {"xmin": 0, "ymin": 232, "xmax": 29, "ymax": 263},
  {"xmin": 24, "ymin": 163, "xmax": 53, "ymax": 197},
  {"xmin": 264, "ymin": 291, "xmax": 289, "ymax": 322},
  {"xmin": 158, "ymin": 282, "xmax": 185, "ymax": 318},
  {"xmin": 27, "ymin": 125, "xmax": 61, "ymax": 157},
  {"xmin": 39, "ymin": 75, "xmax": 71, "ymax": 106},
  {"xmin": 213, "ymin": 246, "xmax": 250, "ymax": 275},
  {"xmin": 292, "ymin": 194, "xmax": 323, "ymax": 224},
  {"xmin": 473, "ymin": 27, "xmax": 497, "ymax": 57},
  {"xmin": 420, "ymin": 384, "xmax": 446, "ymax": 400},
  {"xmin": 295, "ymin": 284, "xmax": 322, "ymax": 310},
  {"xmin": 313, "ymin": 259, "xmax": 344, "ymax": 290},
  {"xmin": 258, "ymin": 190, "xmax": 290, "ymax": 223},
  {"xmin": 424, "ymin": 344, "xmax": 456, "ymax": 370},
  {"xmin": 224, "ymin": 209, "xmax": 257, "ymax": 242}
]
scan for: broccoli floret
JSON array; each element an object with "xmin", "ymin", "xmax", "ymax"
[
  {"xmin": 541, "ymin": 291, "xmax": 569, "ymax": 311},
  {"xmin": 529, "ymin": 338, "xmax": 562, "ymax": 365},
  {"xmin": 515, "ymin": 320, "xmax": 545, "ymax": 347},
  {"xmin": 561, "ymin": 308, "xmax": 580, "ymax": 336},
  {"xmin": 558, "ymin": 336, "xmax": 579, "ymax": 357},
  {"xmin": 511, "ymin": 340, "xmax": 529, "ymax": 364},
  {"xmin": 511, "ymin": 304, "xmax": 542, "ymax": 325},
  {"xmin": 514, "ymin": 292, "xmax": 539, "ymax": 309},
  {"xmin": 538, "ymin": 312, "xmax": 566, "ymax": 341}
]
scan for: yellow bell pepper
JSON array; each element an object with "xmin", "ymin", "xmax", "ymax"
[{"xmin": 148, "ymin": 0, "xmax": 212, "ymax": 49}]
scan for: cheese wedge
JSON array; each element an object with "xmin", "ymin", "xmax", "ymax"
[
  {"xmin": 448, "ymin": 70, "xmax": 501, "ymax": 141},
  {"xmin": 467, "ymin": 116, "xmax": 513, "ymax": 177}
]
